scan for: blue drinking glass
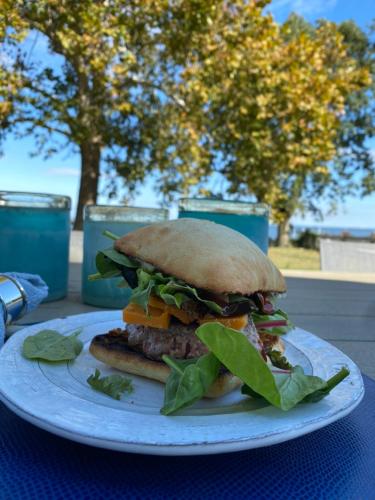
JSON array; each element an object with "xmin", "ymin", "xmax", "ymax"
[
  {"xmin": 178, "ymin": 198, "xmax": 269, "ymax": 253},
  {"xmin": 82, "ymin": 205, "xmax": 168, "ymax": 308},
  {"xmin": 0, "ymin": 191, "xmax": 71, "ymax": 301}
]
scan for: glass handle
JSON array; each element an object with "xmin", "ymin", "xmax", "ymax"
[{"xmin": 0, "ymin": 275, "xmax": 26, "ymax": 324}]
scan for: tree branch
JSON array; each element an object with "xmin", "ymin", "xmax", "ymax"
[
  {"xmin": 8, "ymin": 116, "xmax": 71, "ymax": 138},
  {"xmin": 122, "ymin": 76, "xmax": 186, "ymax": 109}
]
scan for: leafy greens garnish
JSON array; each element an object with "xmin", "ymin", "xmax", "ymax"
[
  {"xmin": 131, "ymin": 268, "xmax": 223, "ymax": 314},
  {"xmin": 242, "ymin": 366, "xmax": 350, "ymax": 405},
  {"xmin": 87, "ymin": 369, "xmax": 133, "ymax": 400},
  {"xmin": 22, "ymin": 329, "xmax": 83, "ymax": 362},
  {"xmin": 195, "ymin": 322, "xmax": 349, "ymax": 411},
  {"xmin": 88, "ymin": 247, "xmax": 139, "ymax": 282},
  {"xmin": 267, "ymin": 350, "xmax": 293, "ymax": 370},
  {"xmin": 252, "ymin": 309, "xmax": 294, "ymax": 336},
  {"xmin": 160, "ymin": 353, "xmax": 221, "ymax": 415},
  {"xmin": 88, "ymin": 231, "xmax": 225, "ymax": 314},
  {"xmin": 87, "ymin": 230, "xmax": 295, "ymax": 329},
  {"xmin": 301, "ymin": 368, "xmax": 350, "ymax": 403}
]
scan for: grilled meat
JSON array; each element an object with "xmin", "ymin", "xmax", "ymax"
[{"xmin": 100, "ymin": 315, "xmax": 263, "ymax": 361}]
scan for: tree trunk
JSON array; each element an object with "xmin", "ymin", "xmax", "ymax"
[
  {"xmin": 74, "ymin": 142, "xmax": 101, "ymax": 230},
  {"xmin": 276, "ymin": 217, "xmax": 291, "ymax": 247}
]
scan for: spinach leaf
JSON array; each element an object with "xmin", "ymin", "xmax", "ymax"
[
  {"xmin": 302, "ymin": 367, "xmax": 350, "ymax": 403},
  {"xmin": 89, "ymin": 247, "xmax": 138, "ymax": 281},
  {"xmin": 268, "ymin": 350, "xmax": 293, "ymax": 370},
  {"xmin": 160, "ymin": 353, "xmax": 221, "ymax": 415},
  {"xmin": 240, "ymin": 366, "xmax": 326, "ymax": 409},
  {"xmin": 242, "ymin": 367, "xmax": 350, "ymax": 405},
  {"xmin": 88, "ymin": 241, "xmax": 139, "ymax": 282},
  {"xmin": 87, "ymin": 369, "xmax": 133, "ymax": 400},
  {"xmin": 196, "ymin": 323, "xmax": 349, "ymax": 411},
  {"xmin": 88, "ymin": 251, "xmax": 122, "ymax": 281},
  {"xmin": 100, "ymin": 248, "xmax": 139, "ymax": 269},
  {"xmin": 22, "ymin": 329, "xmax": 83, "ymax": 362}
]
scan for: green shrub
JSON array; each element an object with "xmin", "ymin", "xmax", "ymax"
[{"xmin": 293, "ymin": 229, "xmax": 319, "ymax": 250}]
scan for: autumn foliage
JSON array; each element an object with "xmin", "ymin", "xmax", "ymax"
[{"xmin": 0, "ymin": 1, "xmax": 372, "ymax": 238}]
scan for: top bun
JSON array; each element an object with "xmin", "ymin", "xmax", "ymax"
[{"xmin": 114, "ymin": 218, "xmax": 286, "ymax": 295}]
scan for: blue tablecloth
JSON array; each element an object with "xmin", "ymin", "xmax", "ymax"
[{"xmin": 1, "ymin": 375, "xmax": 374, "ymax": 500}]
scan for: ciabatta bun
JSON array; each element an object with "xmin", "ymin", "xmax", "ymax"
[
  {"xmin": 114, "ymin": 218, "xmax": 286, "ymax": 295},
  {"xmin": 89, "ymin": 336, "xmax": 241, "ymax": 398}
]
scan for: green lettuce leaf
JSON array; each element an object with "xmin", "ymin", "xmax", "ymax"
[
  {"xmin": 159, "ymin": 282, "xmax": 223, "ymax": 314},
  {"xmin": 22, "ymin": 329, "xmax": 83, "ymax": 362},
  {"xmin": 87, "ymin": 369, "xmax": 133, "ymax": 400},
  {"xmin": 130, "ymin": 268, "xmax": 223, "ymax": 314},
  {"xmin": 160, "ymin": 353, "xmax": 221, "ymax": 415},
  {"xmin": 196, "ymin": 322, "xmax": 349, "ymax": 411},
  {"xmin": 130, "ymin": 270, "xmax": 157, "ymax": 312}
]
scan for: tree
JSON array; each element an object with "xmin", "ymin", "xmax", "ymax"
[
  {"xmin": 156, "ymin": 5, "xmax": 372, "ymax": 246},
  {"xmin": 1, "ymin": 2, "xmax": 373, "ymax": 240},
  {"xmin": 0, "ymin": 1, "xmax": 26, "ymax": 140},
  {"xmin": 0, "ymin": 0, "xmax": 215, "ymax": 228},
  {"xmin": 333, "ymin": 20, "xmax": 375, "ymax": 197},
  {"xmin": 272, "ymin": 15, "xmax": 375, "ymax": 245}
]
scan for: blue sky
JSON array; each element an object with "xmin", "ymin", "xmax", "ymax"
[{"xmin": 1, "ymin": 0, "xmax": 374, "ymax": 228}]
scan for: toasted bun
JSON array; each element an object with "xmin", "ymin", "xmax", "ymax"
[
  {"xmin": 89, "ymin": 339, "xmax": 241, "ymax": 398},
  {"xmin": 114, "ymin": 218, "xmax": 286, "ymax": 295}
]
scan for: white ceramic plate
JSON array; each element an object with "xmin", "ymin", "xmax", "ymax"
[{"xmin": 0, "ymin": 311, "xmax": 364, "ymax": 455}]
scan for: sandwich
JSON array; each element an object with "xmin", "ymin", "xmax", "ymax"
[{"xmin": 89, "ymin": 218, "xmax": 349, "ymax": 414}]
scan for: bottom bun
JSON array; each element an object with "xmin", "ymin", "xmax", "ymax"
[{"xmin": 89, "ymin": 336, "xmax": 242, "ymax": 398}]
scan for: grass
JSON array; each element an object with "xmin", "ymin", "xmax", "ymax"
[{"xmin": 268, "ymin": 246, "xmax": 320, "ymax": 270}]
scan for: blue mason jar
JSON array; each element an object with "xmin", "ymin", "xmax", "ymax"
[
  {"xmin": 82, "ymin": 205, "xmax": 168, "ymax": 308},
  {"xmin": 178, "ymin": 198, "xmax": 269, "ymax": 253},
  {"xmin": 0, "ymin": 191, "xmax": 71, "ymax": 301}
]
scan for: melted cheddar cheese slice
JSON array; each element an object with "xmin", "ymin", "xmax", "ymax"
[
  {"xmin": 123, "ymin": 303, "xmax": 171, "ymax": 329},
  {"xmin": 198, "ymin": 313, "xmax": 248, "ymax": 330},
  {"xmin": 123, "ymin": 296, "xmax": 249, "ymax": 331},
  {"xmin": 148, "ymin": 295, "xmax": 192, "ymax": 324}
]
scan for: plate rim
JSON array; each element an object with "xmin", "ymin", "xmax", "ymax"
[{"xmin": 0, "ymin": 311, "xmax": 365, "ymax": 456}]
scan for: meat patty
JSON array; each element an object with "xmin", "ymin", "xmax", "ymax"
[
  {"xmin": 119, "ymin": 315, "xmax": 263, "ymax": 361},
  {"xmin": 125, "ymin": 322, "xmax": 208, "ymax": 360}
]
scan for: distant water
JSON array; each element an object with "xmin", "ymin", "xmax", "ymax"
[{"xmin": 269, "ymin": 224, "xmax": 375, "ymax": 240}]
